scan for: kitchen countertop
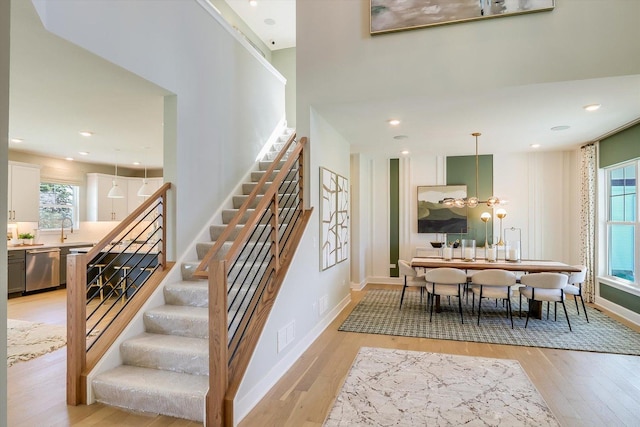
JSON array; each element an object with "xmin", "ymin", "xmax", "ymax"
[
  {"xmin": 7, "ymin": 241, "xmax": 96, "ymax": 251},
  {"xmin": 70, "ymin": 243, "xmax": 159, "ymax": 255}
]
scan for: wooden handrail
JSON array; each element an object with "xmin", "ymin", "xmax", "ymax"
[
  {"xmin": 205, "ymin": 136, "xmax": 310, "ymax": 426},
  {"xmin": 193, "ymin": 136, "xmax": 305, "ymax": 278},
  {"xmin": 67, "ymin": 182, "xmax": 172, "ymax": 405}
]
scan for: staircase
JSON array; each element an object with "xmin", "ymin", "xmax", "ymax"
[{"xmin": 91, "ymin": 128, "xmax": 297, "ymax": 422}]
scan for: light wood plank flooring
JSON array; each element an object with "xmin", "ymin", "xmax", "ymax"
[{"xmin": 8, "ymin": 285, "xmax": 640, "ymax": 426}]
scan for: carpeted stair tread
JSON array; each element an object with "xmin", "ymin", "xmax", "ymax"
[
  {"xmin": 164, "ymin": 281, "xmax": 208, "ymax": 307},
  {"xmin": 93, "ymin": 365, "xmax": 207, "ymax": 422},
  {"xmin": 144, "ymin": 305, "xmax": 208, "ymax": 338},
  {"xmin": 121, "ymin": 332, "xmax": 209, "ymax": 375},
  {"xmin": 242, "ymin": 180, "xmax": 296, "ymax": 195}
]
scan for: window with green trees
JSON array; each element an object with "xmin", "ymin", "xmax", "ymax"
[
  {"xmin": 39, "ymin": 182, "xmax": 79, "ymax": 230},
  {"xmin": 607, "ymin": 162, "xmax": 637, "ymax": 284}
]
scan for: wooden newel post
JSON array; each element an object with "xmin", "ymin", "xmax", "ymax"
[
  {"xmin": 207, "ymin": 259, "xmax": 229, "ymax": 426},
  {"xmin": 66, "ymin": 253, "xmax": 88, "ymax": 405}
]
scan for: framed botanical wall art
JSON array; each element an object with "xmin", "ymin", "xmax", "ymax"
[
  {"xmin": 371, "ymin": 0, "xmax": 555, "ymax": 35},
  {"xmin": 320, "ymin": 167, "xmax": 349, "ymax": 270},
  {"xmin": 417, "ymin": 185, "xmax": 467, "ymax": 234}
]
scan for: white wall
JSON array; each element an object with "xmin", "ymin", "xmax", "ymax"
[
  {"xmin": 33, "ymin": 0, "xmax": 286, "ymax": 256},
  {"xmin": 1, "ymin": 0, "xmax": 9, "ymax": 421},
  {"xmin": 353, "ymin": 150, "xmax": 581, "ymax": 285},
  {"xmin": 272, "ymin": 48, "xmax": 296, "ymax": 128}
]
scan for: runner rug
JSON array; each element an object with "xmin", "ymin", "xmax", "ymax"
[
  {"xmin": 338, "ymin": 289, "xmax": 640, "ymax": 355},
  {"xmin": 323, "ymin": 347, "xmax": 558, "ymax": 426},
  {"xmin": 7, "ymin": 319, "xmax": 66, "ymax": 367}
]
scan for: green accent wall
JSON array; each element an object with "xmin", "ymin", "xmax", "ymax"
[
  {"xmin": 600, "ymin": 123, "xmax": 640, "ymax": 168},
  {"xmin": 600, "ymin": 283, "xmax": 640, "ymax": 314},
  {"xmin": 390, "ymin": 159, "xmax": 399, "ymax": 277},
  {"xmin": 446, "ymin": 155, "xmax": 494, "ymax": 247}
]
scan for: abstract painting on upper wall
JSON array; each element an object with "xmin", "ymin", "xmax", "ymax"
[
  {"xmin": 417, "ymin": 185, "xmax": 467, "ymax": 234},
  {"xmin": 371, "ymin": 0, "xmax": 555, "ymax": 34}
]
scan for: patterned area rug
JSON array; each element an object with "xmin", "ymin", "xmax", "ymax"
[
  {"xmin": 338, "ymin": 289, "xmax": 640, "ymax": 355},
  {"xmin": 7, "ymin": 319, "xmax": 67, "ymax": 367},
  {"xmin": 323, "ymin": 347, "xmax": 559, "ymax": 426}
]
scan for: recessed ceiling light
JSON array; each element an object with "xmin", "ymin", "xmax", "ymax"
[
  {"xmin": 401, "ymin": 150, "xmax": 409, "ymax": 155},
  {"xmin": 79, "ymin": 131, "xmax": 93, "ymax": 137},
  {"xmin": 551, "ymin": 125, "xmax": 570, "ymax": 131},
  {"xmin": 10, "ymin": 138, "xmax": 23, "ymax": 143},
  {"xmin": 78, "ymin": 151, "xmax": 89, "ymax": 156},
  {"xmin": 530, "ymin": 144, "xmax": 541, "ymax": 148},
  {"xmin": 65, "ymin": 157, "xmax": 74, "ymax": 161},
  {"xmin": 388, "ymin": 119, "xmax": 401, "ymax": 126},
  {"xmin": 393, "ymin": 135, "xmax": 408, "ymax": 140},
  {"xmin": 249, "ymin": 0, "xmax": 257, "ymax": 6},
  {"xmin": 264, "ymin": 18, "xmax": 276, "ymax": 25},
  {"xmin": 133, "ymin": 161, "xmax": 141, "ymax": 166},
  {"xmin": 584, "ymin": 104, "xmax": 601, "ymax": 112}
]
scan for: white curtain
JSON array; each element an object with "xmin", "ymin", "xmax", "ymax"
[{"xmin": 579, "ymin": 143, "xmax": 597, "ymax": 303}]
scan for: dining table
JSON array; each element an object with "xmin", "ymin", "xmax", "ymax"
[{"xmin": 410, "ymin": 257, "xmax": 581, "ymax": 318}]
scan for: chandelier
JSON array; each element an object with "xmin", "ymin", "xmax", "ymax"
[{"xmin": 441, "ymin": 132, "xmax": 502, "ymax": 208}]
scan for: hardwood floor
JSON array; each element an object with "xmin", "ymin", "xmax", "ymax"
[{"xmin": 7, "ymin": 285, "xmax": 640, "ymax": 426}]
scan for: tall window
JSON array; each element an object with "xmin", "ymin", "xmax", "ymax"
[
  {"xmin": 607, "ymin": 162, "xmax": 637, "ymax": 284},
  {"xmin": 39, "ymin": 182, "xmax": 79, "ymax": 230}
]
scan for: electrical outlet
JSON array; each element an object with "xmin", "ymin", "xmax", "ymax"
[{"xmin": 277, "ymin": 320, "xmax": 296, "ymax": 353}]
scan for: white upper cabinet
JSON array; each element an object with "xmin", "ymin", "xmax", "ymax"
[
  {"xmin": 87, "ymin": 174, "xmax": 163, "ymax": 221},
  {"xmin": 8, "ymin": 162, "xmax": 41, "ymax": 222},
  {"xmin": 86, "ymin": 173, "xmax": 129, "ymax": 221}
]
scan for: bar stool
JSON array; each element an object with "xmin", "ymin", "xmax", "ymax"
[
  {"xmin": 87, "ymin": 263, "xmax": 105, "ymax": 301},
  {"xmin": 113, "ymin": 265, "xmax": 131, "ymax": 303}
]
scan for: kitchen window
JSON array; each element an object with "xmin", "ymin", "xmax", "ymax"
[
  {"xmin": 606, "ymin": 162, "xmax": 637, "ymax": 285},
  {"xmin": 39, "ymin": 182, "xmax": 79, "ymax": 230}
]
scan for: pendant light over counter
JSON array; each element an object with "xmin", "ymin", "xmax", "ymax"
[
  {"xmin": 137, "ymin": 163, "xmax": 152, "ymax": 197},
  {"xmin": 107, "ymin": 150, "xmax": 125, "ymax": 199}
]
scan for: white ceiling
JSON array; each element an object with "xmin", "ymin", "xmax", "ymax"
[
  {"xmin": 9, "ymin": 0, "xmax": 167, "ymax": 169},
  {"xmin": 224, "ymin": 0, "xmax": 296, "ymax": 51},
  {"xmin": 7, "ymin": 0, "xmax": 640, "ymax": 170}
]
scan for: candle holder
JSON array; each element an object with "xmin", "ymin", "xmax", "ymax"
[
  {"xmin": 496, "ymin": 208, "xmax": 507, "ymax": 246},
  {"xmin": 486, "ymin": 245, "xmax": 497, "ymax": 262},
  {"xmin": 461, "ymin": 239, "xmax": 476, "ymax": 261},
  {"xmin": 505, "ymin": 227, "xmax": 522, "ymax": 262}
]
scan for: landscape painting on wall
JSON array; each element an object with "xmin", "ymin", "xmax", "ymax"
[
  {"xmin": 417, "ymin": 185, "xmax": 467, "ymax": 233},
  {"xmin": 371, "ymin": 0, "xmax": 555, "ymax": 34}
]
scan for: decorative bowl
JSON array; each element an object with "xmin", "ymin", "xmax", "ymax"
[
  {"xmin": 430, "ymin": 242, "xmax": 443, "ymax": 248},
  {"xmin": 452, "ymin": 242, "xmax": 460, "ymax": 248}
]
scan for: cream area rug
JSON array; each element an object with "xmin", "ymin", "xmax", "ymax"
[
  {"xmin": 7, "ymin": 319, "xmax": 67, "ymax": 367},
  {"xmin": 323, "ymin": 347, "xmax": 559, "ymax": 426}
]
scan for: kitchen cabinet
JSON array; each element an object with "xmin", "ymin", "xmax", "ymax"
[
  {"xmin": 8, "ymin": 162, "xmax": 41, "ymax": 222},
  {"xmin": 8, "ymin": 250, "xmax": 26, "ymax": 294},
  {"xmin": 59, "ymin": 245, "xmax": 91, "ymax": 285},
  {"xmin": 87, "ymin": 173, "xmax": 129, "ymax": 221}
]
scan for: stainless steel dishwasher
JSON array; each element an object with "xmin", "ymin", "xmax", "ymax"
[{"xmin": 25, "ymin": 248, "xmax": 61, "ymax": 292}]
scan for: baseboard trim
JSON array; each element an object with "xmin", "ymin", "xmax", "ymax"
[
  {"xmin": 595, "ymin": 298, "xmax": 640, "ymax": 326},
  {"xmin": 234, "ymin": 293, "xmax": 351, "ymax": 425}
]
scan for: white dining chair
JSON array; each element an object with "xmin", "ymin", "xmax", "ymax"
[
  {"xmin": 470, "ymin": 269, "xmax": 517, "ymax": 328},
  {"xmin": 563, "ymin": 265, "xmax": 589, "ymax": 322},
  {"xmin": 424, "ymin": 267, "xmax": 467, "ymax": 324},
  {"xmin": 520, "ymin": 272, "xmax": 571, "ymax": 331},
  {"xmin": 398, "ymin": 260, "xmax": 426, "ymax": 309}
]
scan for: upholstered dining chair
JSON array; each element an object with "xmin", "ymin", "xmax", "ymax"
[
  {"xmin": 563, "ymin": 265, "xmax": 589, "ymax": 322},
  {"xmin": 424, "ymin": 267, "xmax": 467, "ymax": 324},
  {"xmin": 520, "ymin": 272, "xmax": 571, "ymax": 331},
  {"xmin": 398, "ymin": 260, "xmax": 426, "ymax": 309},
  {"xmin": 470, "ymin": 269, "xmax": 517, "ymax": 328}
]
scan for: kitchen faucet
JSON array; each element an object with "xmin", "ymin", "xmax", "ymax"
[{"xmin": 61, "ymin": 217, "xmax": 73, "ymax": 243}]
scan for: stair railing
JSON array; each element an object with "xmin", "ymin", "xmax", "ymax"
[
  {"xmin": 67, "ymin": 182, "xmax": 173, "ymax": 405},
  {"xmin": 202, "ymin": 137, "xmax": 312, "ymax": 426}
]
